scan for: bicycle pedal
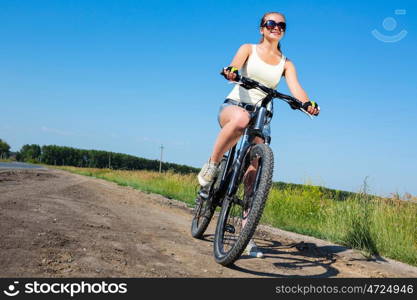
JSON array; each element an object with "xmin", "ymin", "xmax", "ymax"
[
  {"xmin": 199, "ymin": 190, "xmax": 209, "ymax": 199},
  {"xmin": 225, "ymin": 224, "xmax": 235, "ymax": 234}
]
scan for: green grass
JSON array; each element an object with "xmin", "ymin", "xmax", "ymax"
[
  {"xmin": 53, "ymin": 165, "xmax": 417, "ymax": 267},
  {"xmin": 262, "ymin": 186, "xmax": 417, "ymax": 264},
  {"xmin": 53, "ymin": 166, "xmax": 199, "ymax": 207}
]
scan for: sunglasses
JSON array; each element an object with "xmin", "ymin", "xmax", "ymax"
[{"xmin": 262, "ymin": 20, "xmax": 286, "ymax": 32}]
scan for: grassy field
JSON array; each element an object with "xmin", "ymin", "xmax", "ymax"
[{"xmin": 53, "ymin": 166, "xmax": 417, "ymax": 267}]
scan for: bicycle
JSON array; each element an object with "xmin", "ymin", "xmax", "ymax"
[{"xmin": 191, "ymin": 71, "xmax": 318, "ymax": 266}]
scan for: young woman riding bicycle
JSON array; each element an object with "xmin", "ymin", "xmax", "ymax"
[{"xmin": 197, "ymin": 12, "xmax": 320, "ymax": 257}]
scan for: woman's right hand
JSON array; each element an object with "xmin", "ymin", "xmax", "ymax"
[{"xmin": 221, "ymin": 66, "xmax": 239, "ymax": 81}]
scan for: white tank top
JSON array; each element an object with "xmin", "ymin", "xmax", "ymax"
[{"xmin": 226, "ymin": 44, "xmax": 286, "ymax": 105}]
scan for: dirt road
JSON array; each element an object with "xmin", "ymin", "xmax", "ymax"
[{"xmin": 1, "ymin": 168, "xmax": 416, "ymax": 278}]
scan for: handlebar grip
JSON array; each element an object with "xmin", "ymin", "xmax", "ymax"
[
  {"xmin": 302, "ymin": 101, "xmax": 320, "ymax": 116},
  {"xmin": 220, "ymin": 67, "xmax": 240, "ymax": 82}
]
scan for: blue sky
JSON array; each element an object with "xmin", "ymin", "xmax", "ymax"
[{"xmin": 1, "ymin": 0, "xmax": 416, "ymax": 196}]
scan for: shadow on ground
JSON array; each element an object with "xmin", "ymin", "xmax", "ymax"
[{"xmin": 202, "ymin": 234, "xmax": 341, "ymax": 278}]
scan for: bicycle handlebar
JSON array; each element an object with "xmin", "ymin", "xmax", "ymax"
[
  {"xmin": 220, "ymin": 69, "xmax": 317, "ymax": 118},
  {"xmin": 239, "ymin": 76, "xmax": 303, "ymax": 108}
]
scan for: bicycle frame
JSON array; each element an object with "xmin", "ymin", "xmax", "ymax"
[
  {"xmin": 225, "ymin": 131, "xmax": 254, "ymax": 197},
  {"xmin": 215, "ymin": 95, "xmax": 274, "ymax": 202}
]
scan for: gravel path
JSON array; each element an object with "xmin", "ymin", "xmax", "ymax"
[{"xmin": 1, "ymin": 168, "xmax": 416, "ymax": 278}]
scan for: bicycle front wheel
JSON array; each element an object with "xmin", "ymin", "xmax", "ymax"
[{"xmin": 213, "ymin": 143, "xmax": 274, "ymax": 266}]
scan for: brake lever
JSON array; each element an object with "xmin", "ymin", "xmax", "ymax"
[
  {"xmin": 300, "ymin": 105, "xmax": 321, "ymax": 119},
  {"xmin": 300, "ymin": 108, "xmax": 314, "ymax": 119}
]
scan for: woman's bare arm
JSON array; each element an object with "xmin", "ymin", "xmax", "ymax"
[
  {"xmin": 284, "ymin": 59, "xmax": 319, "ymax": 115},
  {"xmin": 223, "ymin": 44, "xmax": 252, "ymax": 81}
]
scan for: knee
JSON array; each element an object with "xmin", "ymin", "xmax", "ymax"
[{"xmin": 230, "ymin": 115, "xmax": 250, "ymax": 132}]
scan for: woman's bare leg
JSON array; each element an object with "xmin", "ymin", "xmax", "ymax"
[
  {"xmin": 242, "ymin": 136, "xmax": 264, "ymax": 229},
  {"xmin": 242, "ymin": 136, "xmax": 265, "ymax": 257},
  {"xmin": 209, "ymin": 106, "xmax": 250, "ymax": 163},
  {"xmin": 198, "ymin": 105, "xmax": 251, "ymax": 187}
]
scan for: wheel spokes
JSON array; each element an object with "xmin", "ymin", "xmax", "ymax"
[
  {"xmin": 221, "ymin": 155, "xmax": 264, "ymax": 253},
  {"xmin": 222, "ymin": 200, "xmax": 244, "ymax": 252}
]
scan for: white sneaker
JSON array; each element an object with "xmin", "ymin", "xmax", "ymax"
[
  {"xmin": 197, "ymin": 160, "xmax": 219, "ymax": 187},
  {"xmin": 244, "ymin": 239, "xmax": 264, "ymax": 258}
]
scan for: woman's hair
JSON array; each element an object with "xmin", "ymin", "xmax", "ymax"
[{"xmin": 259, "ymin": 12, "xmax": 286, "ymax": 52}]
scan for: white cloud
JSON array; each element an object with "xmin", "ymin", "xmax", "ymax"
[{"xmin": 41, "ymin": 126, "xmax": 74, "ymax": 136}]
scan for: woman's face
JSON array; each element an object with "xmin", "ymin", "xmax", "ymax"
[{"xmin": 260, "ymin": 13, "xmax": 286, "ymax": 42}]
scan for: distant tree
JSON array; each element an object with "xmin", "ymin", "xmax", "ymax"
[
  {"xmin": 19, "ymin": 144, "xmax": 41, "ymax": 162},
  {"xmin": 8, "ymin": 151, "xmax": 18, "ymax": 161},
  {"xmin": 37, "ymin": 144, "xmax": 200, "ymax": 173},
  {"xmin": 0, "ymin": 139, "xmax": 11, "ymax": 159}
]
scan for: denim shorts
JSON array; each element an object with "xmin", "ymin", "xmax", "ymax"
[{"xmin": 217, "ymin": 99, "xmax": 272, "ymax": 140}]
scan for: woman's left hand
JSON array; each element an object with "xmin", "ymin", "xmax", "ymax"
[
  {"xmin": 308, "ymin": 105, "xmax": 319, "ymax": 116},
  {"xmin": 303, "ymin": 101, "xmax": 320, "ymax": 116}
]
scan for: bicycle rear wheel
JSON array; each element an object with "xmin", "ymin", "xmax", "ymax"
[
  {"xmin": 213, "ymin": 144, "xmax": 273, "ymax": 266},
  {"xmin": 191, "ymin": 158, "xmax": 226, "ymax": 239}
]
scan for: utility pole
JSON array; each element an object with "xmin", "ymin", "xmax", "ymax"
[{"xmin": 159, "ymin": 144, "xmax": 164, "ymax": 173}]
